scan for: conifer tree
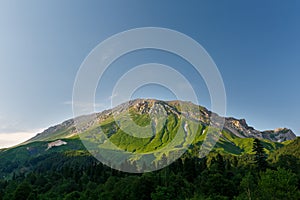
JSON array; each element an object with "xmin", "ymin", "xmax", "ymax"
[{"xmin": 252, "ymin": 138, "xmax": 268, "ymax": 171}]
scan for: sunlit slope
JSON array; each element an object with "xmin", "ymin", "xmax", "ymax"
[
  {"xmin": 0, "ymin": 99, "xmax": 297, "ymax": 177},
  {"xmin": 22, "ymin": 99, "xmax": 294, "ymax": 157}
]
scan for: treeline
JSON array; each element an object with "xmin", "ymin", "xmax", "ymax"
[{"xmin": 0, "ymin": 140, "xmax": 299, "ymax": 200}]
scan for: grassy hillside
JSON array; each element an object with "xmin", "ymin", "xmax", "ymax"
[
  {"xmin": 0, "ymin": 106, "xmax": 298, "ymax": 199},
  {"xmin": 1, "ymin": 99, "xmax": 296, "ymax": 177},
  {"xmin": 0, "ymin": 130, "xmax": 289, "ymax": 178}
]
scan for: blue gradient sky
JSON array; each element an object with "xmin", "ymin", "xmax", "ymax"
[{"xmin": 0, "ymin": 0, "xmax": 299, "ymax": 147}]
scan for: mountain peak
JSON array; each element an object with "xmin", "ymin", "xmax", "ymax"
[{"xmin": 262, "ymin": 128, "xmax": 296, "ymax": 142}]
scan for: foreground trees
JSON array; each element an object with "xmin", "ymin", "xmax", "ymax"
[
  {"xmin": 236, "ymin": 168, "xmax": 300, "ymax": 200},
  {"xmin": 252, "ymin": 138, "xmax": 268, "ymax": 171},
  {"xmin": 0, "ymin": 139, "xmax": 299, "ymax": 200}
]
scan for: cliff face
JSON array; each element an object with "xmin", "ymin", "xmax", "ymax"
[
  {"xmin": 28, "ymin": 99, "xmax": 297, "ymax": 143},
  {"xmin": 223, "ymin": 117, "xmax": 296, "ymax": 142},
  {"xmin": 262, "ymin": 128, "xmax": 296, "ymax": 142}
]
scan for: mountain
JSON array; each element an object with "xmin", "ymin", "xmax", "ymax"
[
  {"xmin": 0, "ymin": 99, "xmax": 299, "ymax": 200},
  {"xmin": 0, "ymin": 99, "xmax": 298, "ymax": 176},
  {"xmin": 28, "ymin": 99, "xmax": 296, "ymax": 143}
]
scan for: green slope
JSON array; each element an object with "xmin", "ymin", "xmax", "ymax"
[{"xmin": 1, "ymin": 99, "xmax": 297, "ymax": 177}]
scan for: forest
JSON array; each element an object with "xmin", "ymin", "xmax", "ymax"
[{"xmin": 0, "ymin": 138, "xmax": 299, "ymax": 200}]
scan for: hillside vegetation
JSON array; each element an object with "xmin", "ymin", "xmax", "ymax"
[{"xmin": 0, "ymin": 99, "xmax": 299, "ymax": 199}]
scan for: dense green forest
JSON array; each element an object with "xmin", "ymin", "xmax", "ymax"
[{"xmin": 0, "ymin": 138, "xmax": 299, "ymax": 200}]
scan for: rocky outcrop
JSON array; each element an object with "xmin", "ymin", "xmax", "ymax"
[
  {"xmin": 46, "ymin": 140, "xmax": 67, "ymax": 150},
  {"xmin": 223, "ymin": 117, "xmax": 296, "ymax": 142},
  {"xmin": 262, "ymin": 128, "xmax": 296, "ymax": 142},
  {"xmin": 224, "ymin": 118, "xmax": 262, "ymax": 139}
]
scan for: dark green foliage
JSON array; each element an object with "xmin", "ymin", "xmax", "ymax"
[
  {"xmin": 252, "ymin": 138, "xmax": 268, "ymax": 171},
  {"xmin": 0, "ymin": 137, "xmax": 299, "ymax": 199},
  {"xmin": 0, "ymin": 151, "xmax": 299, "ymax": 200},
  {"xmin": 257, "ymin": 168, "xmax": 299, "ymax": 200},
  {"xmin": 237, "ymin": 172, "xmax": 256, "ymax": 200},
  {"xmin": 64, "ymin": 191, "xmax": 80, "ymax": 200},
  {"xmin": 13, "ymin": 182, "xmax": 32, "ymax": 200}
]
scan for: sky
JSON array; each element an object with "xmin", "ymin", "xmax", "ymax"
[{"xmin": 0, "ymin": 0, "xmax": 299, "ymax": 148}]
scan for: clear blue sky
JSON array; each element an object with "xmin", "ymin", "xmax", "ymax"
[{"xmin": 0, "ymin": 0, "xmax": 299, "ymax": 147}]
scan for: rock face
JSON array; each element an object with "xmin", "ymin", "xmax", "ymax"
[
  {"xmin": 224, "ymin": 117, "xmax": 261, "ymax": 138},
  {"xmin": 262, "ymin": 128, "xmax": 296, "ymax": 142},
  {"xmin": 46, "ymin": 140, "xmax": 67, "ymax": 150},
  {"xmin": 223, "ymin": 118, "xmax": 296, "ymax": 142},
  {"xmin": 28, "ymin": 99, "xmax": 297, "ymax": 143}
]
